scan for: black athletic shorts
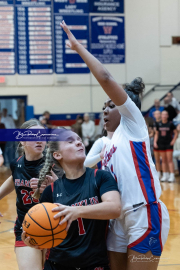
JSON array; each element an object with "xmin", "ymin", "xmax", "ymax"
[
  {"xmin": 44, "ymin": 260, "xmax": 110, "ymax": 270},
  {"xmin": 157, "ymin": 143, "xmax": 173, "ymax": 151}
]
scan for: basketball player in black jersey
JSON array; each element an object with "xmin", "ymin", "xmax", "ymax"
[
  {"xmin": 22, "ymin": 129, "xmax": 120, "ymax": 270},
  {"xmin": 0, "ymin": 119, "xmax": 59, "ymax": 270},
  {"xmin": 154, "ymin": 110, "xmax": 177, "ymax": 182}
]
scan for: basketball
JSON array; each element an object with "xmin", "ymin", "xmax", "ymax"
[{"xmin": 22, "ymin": 203, "xmax": 67, "ymax": 249}]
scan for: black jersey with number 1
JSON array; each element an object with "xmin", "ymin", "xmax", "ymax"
[{"xmin": 40, "ymin": 168, "xmax": 119, "ymax": 269}]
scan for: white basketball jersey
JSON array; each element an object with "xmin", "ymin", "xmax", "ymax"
[{"xmin": 102, "ymin": 97, "xmax": 161, "ymax": 219}]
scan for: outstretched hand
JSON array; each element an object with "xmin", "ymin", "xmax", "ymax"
[{"xmin": 60, "ymin": 20, "xmax": 80, "ymax": 50}]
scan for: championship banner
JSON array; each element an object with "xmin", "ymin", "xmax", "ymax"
[{"xmin": 90, "ymin": 16, "xmax": 125, "ymax": 64}]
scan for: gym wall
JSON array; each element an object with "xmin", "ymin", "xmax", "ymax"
[{"xmin": 0, "ymin": 0, "xmax": 180, "ymax": 114}]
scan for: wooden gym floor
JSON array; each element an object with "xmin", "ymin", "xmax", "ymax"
[{"xmin": 0, "ymin": 169, "xmax": 180, "ymax": 270}]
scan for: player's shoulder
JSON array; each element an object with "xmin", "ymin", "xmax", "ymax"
[
  {"xmin": 95, "ymin": 169, "xmax": 113, "ymax": 182},
  {"xmin": 93, "ymin": 136, "xmax": 105, "ymax": 146},
  {"xmin": 10, "ymin": 156, "xmax": 23, "ymax": 171}
]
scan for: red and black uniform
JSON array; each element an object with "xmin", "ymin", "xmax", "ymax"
[
  {"xmin": 155, "ymin": 121, "xmax": 176, "ymax": 151},
  {"xmin": 40, "ymin": 168, "xmax": 119, "ymax": 270},
  {"xmin": 10, "ymin": 155, "xmax": 45, "ymax": 247}
]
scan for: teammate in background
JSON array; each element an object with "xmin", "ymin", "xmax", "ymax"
[
  {"xmin": 23, "ymin": 129, "xmax": 120, "ymax": 270},
  {"xmin": 60, "ymin": 21, "xmax": 170, "ymax": 270},
  {"xmin": 0, "ymin": 119, "xmax": 57, "ymax": 270},
  {"xmin": 154, "ymin": 111, "xmax": 178, "ymax": 182},
  {"xmin": 84, "ymin": 130, "xmax": 114, "ymax": 168}
]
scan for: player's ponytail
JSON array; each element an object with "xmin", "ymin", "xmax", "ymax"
[
  {"xmin": 124, "ymin": 77, "xmax": 145, "ymax": 110},
  {"xmin": 33, "ymin": 141, "xmax": 61, "ymax": 199}
]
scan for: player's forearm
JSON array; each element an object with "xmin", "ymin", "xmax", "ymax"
[
  {"xmin": 77, "ymin": 201, "xmax": 121, "ymax": 220},
  {"xmin": 84, "ymin": 154, "xmax": 101, "ymax": 168},
  {"xmin": 0, "ymin": 176, "xmax": 14, "ymax": 200},
  {"xmin": 74, "ymin": 43, "xmax": 127, "ymax": 106}
]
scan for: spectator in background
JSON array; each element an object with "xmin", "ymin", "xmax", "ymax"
[
  {"xmin": 166, "ymin": 92, "xmax": 180, "ymax": 111},
  {"xmin": 82, "ymin": 113, "xmax": 95, "ymax": 154},
  {"xmin": 97, "ymin": 112, "xmax": 104, "ymax": 136},
  {"xmin": 1, "ymin": 108, "xmax": 16, "ymax": 168},
  {"xmin": 173, "ymin": 124, "xmax": 180, "ymax": 175},
  {"xmin": 154, "ymin": 110, "xmax": 178, "ymax": 182},
  {"xmin": 149, "ymin": 99, "xmax": 164, "ymax": 120},
  {"xmin": 39, "ymin": 116, "xmax": 48, "ymax": 128},
  {"xmin": 39, "ymin": 111, "xmax": 56, "ymax": 129},
  {"xmin": 164, "ymin": 96, "xmax": 177, "ymax": 121},
  {"xmin": 153, "ymin": 110, "xmax": 162, "ymax": 178},
  {"xmin": 71, "ymin": 115, "xmax": 83, "ymax": 138},
  {"xmin": 1, "ymin": 108, "xmax": 16, "ymax": 129},
  {"xmin": 173, "ymin": 110, "xmax": 180, "ymax": 126}
]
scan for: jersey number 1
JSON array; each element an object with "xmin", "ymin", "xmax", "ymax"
[{"xmin": 77, "ymin": 218, "xmax": 86, "ymax": 235}]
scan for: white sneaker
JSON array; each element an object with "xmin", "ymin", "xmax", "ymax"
[
  {"xmin": 168, "ymin": 173, "xmax": 175, "ymax": 182},
  {"xmin": 160, "ymin": 172, "xmax": 168, "ymax": 182}
]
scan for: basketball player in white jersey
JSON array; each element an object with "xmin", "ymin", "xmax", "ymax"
[
  {"xmin": 60, "ymin": 21, "xmax": 170, "ymax": 270},
  {"xmin": 84, "ymin": 131, "xmax": 113, "ymax": 168}
]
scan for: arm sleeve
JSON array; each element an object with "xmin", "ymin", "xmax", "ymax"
[
  {"xmin": 95, "ymin": 170, "xmax": 119, "ymax": 197},
  {"xmin": 84, "ymin": 138, "xmax": 104, "ymax": 168},
  {"xmin": 0, "ymin": 148, "xmax": 2, "ymax": 155},
  {"xmin": 117, "ymin": 96, "xmax": 147, "ymax": 139},
  {"xmin": 40, "ymin": 185, "xmax": 53, "ymax": 203}
]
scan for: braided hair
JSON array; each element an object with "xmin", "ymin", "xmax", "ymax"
[
  {"xmin": 124, "ymin": 77, "xmax": 145, "ymax": 110},
  {"xmin": 33, "ymin": 140, "xmax": 61, "ymax": 199}
]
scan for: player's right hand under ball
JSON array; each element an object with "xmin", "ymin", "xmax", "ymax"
[{"xmin": 21, "ymin": 231, "xmax": 42, "ymax": 250}]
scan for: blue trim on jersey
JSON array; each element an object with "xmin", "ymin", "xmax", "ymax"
[
  {"xmin": 130, "ymin": 203, "xmax": 162, "ymax": 256},
  {"xmin": 132, "ymin": 141, "xmax": 156, "ymax": 203}
]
